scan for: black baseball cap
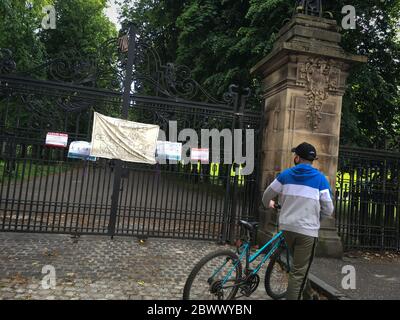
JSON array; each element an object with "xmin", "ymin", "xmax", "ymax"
[{"xmin": 291, "ymin": 142, "xmax": 318, "ymax": 161}]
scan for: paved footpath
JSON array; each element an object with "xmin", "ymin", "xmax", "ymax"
[
  {"xmin": 0, "ymin": 232, "xmax": 272, "ymax": 300},
  {"xmin": 311, "ymin": 252, "xmax": 400, "ymax": 300}
]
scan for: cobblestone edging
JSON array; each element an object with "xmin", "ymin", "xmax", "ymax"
[{"xmin": 0, "ymin": 233, "xmax": 273, "ymax": 300}]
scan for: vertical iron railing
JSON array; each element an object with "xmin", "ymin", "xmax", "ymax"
[
  {"xmin": 108, "ymin": 24, "xmax": 136, "ymax": 237},
  {"xmin": 336, "ymin": 147, "xmax": 400, "ymax": 251}
]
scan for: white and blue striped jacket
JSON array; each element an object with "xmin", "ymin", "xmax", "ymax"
[{"xmin": 262, "ymin": 164, "xmax": 334, "ymax": 238}]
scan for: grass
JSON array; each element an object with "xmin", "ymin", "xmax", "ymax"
[{"xmin": 0, "ymin": 160, "xmax": 69, "ymax": 183}]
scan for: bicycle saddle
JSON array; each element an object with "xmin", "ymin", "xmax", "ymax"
[{"xmin": 238, "ymin": 220, "xmax": 259, "ymax": 231}]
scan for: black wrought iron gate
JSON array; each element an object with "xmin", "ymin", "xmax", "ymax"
[{"xmin": 0, "ymin": 32, "xmax": 261, "ymax": 242}]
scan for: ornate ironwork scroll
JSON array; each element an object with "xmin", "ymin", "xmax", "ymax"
[
  {"xmin": 133, "ymin": 40, "xmax": 230, "ymax": 104},
  {"xmin": 0, "ymin": 35, "xmax": 232, "ymax": 105}
]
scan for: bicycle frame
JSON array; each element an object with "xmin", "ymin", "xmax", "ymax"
[{"xmin": 220, "ymin": 231, "xmax": 287, "ymax": 287}]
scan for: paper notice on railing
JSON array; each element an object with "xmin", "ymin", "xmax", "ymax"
[
  {"xmin": 68, "ymin": 141, "xmax": 96, "ymax": 161},
  {"xmin": 156, "ymin": 141, "xmax": 182, "ymax": 161},
  {"xmin": 45, "ymin": 132, "xmax": 68, "ymax": 148},
  {"xmin": 191, "ymin": 148, "xmax": 209, "ymax": 163}
]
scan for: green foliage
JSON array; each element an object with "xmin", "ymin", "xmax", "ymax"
[
  {"xmin": 119, "ymin": 0, "xmax": 400, "ymax": 149},
  {"xmin": 0, "ymin": 0, "xmax": 50, "ymax": 71},
  {"xmin": 0, "ymin": 0, "xmax": 117, "ymax": 72},
  {"xmin": 118, "ymin": 0, "xmax": 185, "ymax": 62},
  {"xmin": 0, "ymin": 0, "xmax": 119, "ymax": 138},
  {"xmin": 327, "ymin": 0, "xmax": 400, "ymax": 149},
  {"xmin": 41, "ymin": 0, "xmax": 117, "ymax": 57}
]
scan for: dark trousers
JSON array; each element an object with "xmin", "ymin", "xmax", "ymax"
[{"xmin": 283, "ymin": 230, "xmax": 318, "ymax": 300}]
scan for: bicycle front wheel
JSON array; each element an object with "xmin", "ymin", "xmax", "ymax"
[
  {"xmin": 264, "ymin": 246, "xmax": 291, "ymax": 300},
  {"xmin": 183, "ymin": 250, "xmax": 242, "ymax": 300}
]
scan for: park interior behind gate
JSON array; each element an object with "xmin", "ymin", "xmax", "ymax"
[
  {"xmin": 0, "ymin": 31, "xmax": 399, "ymax": 251},
  {"xmin": 0, "ymin": 33, "xmax": 260, "ymax": 243}
]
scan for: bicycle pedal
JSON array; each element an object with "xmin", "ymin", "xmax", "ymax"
[{"xmin": 240, "ymin": 289, "xmax": 252, "ymax": 297}]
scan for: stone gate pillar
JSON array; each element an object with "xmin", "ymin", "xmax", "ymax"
[{"xmin": 251, "ymin": 13, "xmax": 367, "ymax": 258}]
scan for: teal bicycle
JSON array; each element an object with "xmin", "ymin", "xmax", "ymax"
[{"xmin": 183, "ymin": 215, "xmax": 292, "ymax": 300}]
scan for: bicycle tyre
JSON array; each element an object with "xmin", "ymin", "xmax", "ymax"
[
  {"xmin": 264, "ymin": 246, "xmax": 290, "ymax": 300},
  {"xmin": 183, "ymin": 250, "xmax": 242, "ymax": 300}
]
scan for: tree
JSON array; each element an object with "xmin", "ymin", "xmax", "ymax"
[
  {"xmin": 1, "ymin": 0, "xmax": 118, "ymax": 81},
  {"xmin": 327, "ymin": 0, "xmax": 400, "ymax": 149},
  {"xmin": 0, "ymin": 0, "xmax": 119, "ymax": 137},
  {"xmin": 41, "ymin": 0, "xmax": 117, "ymax": 57},
  {"xmin": 0, "ymin": 0, "xmax": 50, "ymax": 71},
  {"xmin": 119, "ymin": 0, "xmax": 400, "ymax": 149},
  {"xmin": 118, "ymin": 0, "xmax": 186, "ymax": 63}
]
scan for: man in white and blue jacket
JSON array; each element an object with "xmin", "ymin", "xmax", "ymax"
[{"xmin": 262, "ymin": 142, "xmax": 334, "ymax": 300}]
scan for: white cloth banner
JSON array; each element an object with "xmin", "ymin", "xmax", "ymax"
[{"xmin": 90, "ymin": 112, "xmax": 159, "ymax": 164}]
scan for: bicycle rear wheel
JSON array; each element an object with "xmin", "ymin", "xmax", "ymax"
[
  {"xmin": 183, "ymin": 250, "xmax": 242, "ymax": 300},
  {"xmin": 264, "ymin": 246, "xmax": 291, "ymax": 300}
]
